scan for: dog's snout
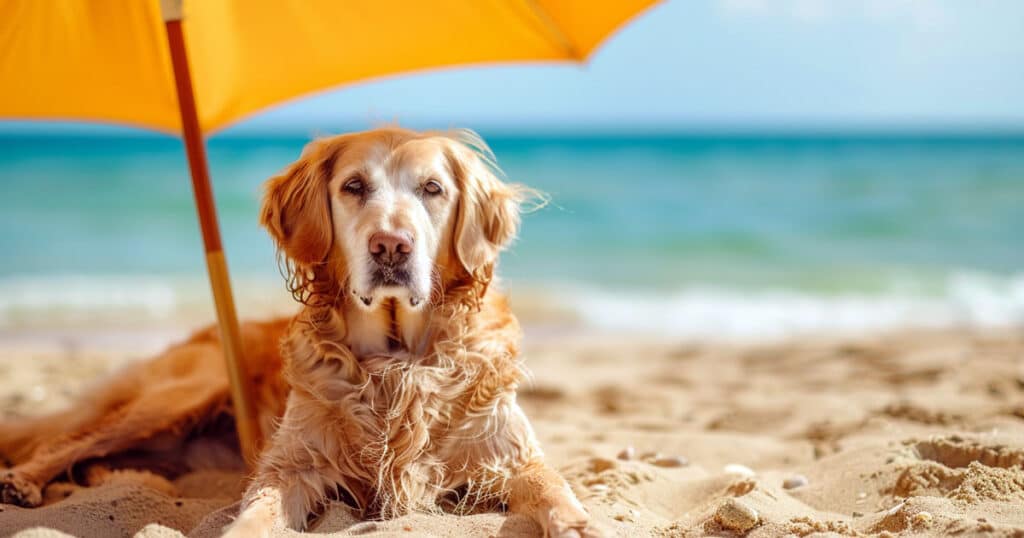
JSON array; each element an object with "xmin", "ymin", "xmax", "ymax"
[{"xmin": 369, "ymin": 231, "xmax": 412, "ymax": 265}]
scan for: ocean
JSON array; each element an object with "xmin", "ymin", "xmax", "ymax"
[{"xmin": 1, "ymin": 131, "xmax": 1022, "ymax": 338}]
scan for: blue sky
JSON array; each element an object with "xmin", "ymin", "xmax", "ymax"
[
  {"xmin": 5, "ymin": 1, "xmax": 1024, "ymax": 134},
  {"xmin": 235, "ymin": 0, "xmax": 1024, "ymax": 133}
]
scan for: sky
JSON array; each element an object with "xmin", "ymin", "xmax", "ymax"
[
  {"xmin": 4, "ymin": 0, "xmax": 1024, "ymax": 134},
  {"xmin": 232, "ymin": 0, "xmax": 1024, "ymax": 133}
]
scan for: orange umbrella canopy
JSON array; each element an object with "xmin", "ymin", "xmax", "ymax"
[{"xmin": 1, "ymin": 0, "xmax": 657, "ymax": 133}]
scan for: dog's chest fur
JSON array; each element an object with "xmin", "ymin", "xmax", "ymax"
[{"xmin": 266, "ymin": 307, "xmax": 536, "ymax": 517}]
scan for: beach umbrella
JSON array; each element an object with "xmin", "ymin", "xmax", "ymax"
[{"xmin": 0, "ymin": 0, "xmax": 657, "ymax": 463}]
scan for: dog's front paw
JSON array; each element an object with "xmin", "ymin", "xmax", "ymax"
[
  {"xmin": 544, "ymin": 504, "xmax": 605, "ymax": 538},
  {"xmin": 1, "ymin": 470, "xmax": 42, "ymax": 507},
  {"xmin": 222, "ymin": 518, "xmax": 265, "ymax": 538}
]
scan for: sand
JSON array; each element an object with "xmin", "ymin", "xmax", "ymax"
[{"xmin": 3, "ymin": 326, "xmax": 1024, "ymax": 537}]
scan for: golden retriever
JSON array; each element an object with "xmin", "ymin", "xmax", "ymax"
[{"xmin": 0, "ymin": 127, "xmax": 596, "ymax": 537}]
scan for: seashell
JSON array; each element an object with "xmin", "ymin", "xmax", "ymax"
[{"xmin": 783, "ymin": 474, "xmax": 808, "ymax": 489}]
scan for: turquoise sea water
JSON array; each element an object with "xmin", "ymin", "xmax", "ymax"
[{"xmin": 1, "ymin": 132, "xmax": 1022, "ymax": 336}]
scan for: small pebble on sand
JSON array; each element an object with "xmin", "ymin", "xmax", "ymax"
[
  {"xmin": 782, "ymin": 474, "xmax": 808, "ymax": 489},
  {"xmin": 617, "ymin": 446, "xmax": 635, "ymax": 461},
  {"xmin": 591, "ymin": 458, "xmax": 616, "ymax": 473},
  {"xmin": 652, "ymin": 455, "xmax": 688, "ymax": 468},
  {"xmin": 912, "ymin": 511, "xmax": 933, "ymax": 526},
  {"xmin": 724, "ymin": 463, "xmax": 756, "ymax": 477},
  {"xmin": 714, "ymin": 498, "xmax": 759, "ymax": 531}
]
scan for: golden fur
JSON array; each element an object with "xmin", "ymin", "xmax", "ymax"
[{"xmin": 0, "ymin": 128, "xmax": 596, "ymax": 537}]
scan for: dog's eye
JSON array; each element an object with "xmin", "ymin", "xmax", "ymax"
[
  {"xmin": 343, "ymin": 177, "xmax": 365, "ymax": 195},
  {"xmin": 423, "ymin": 180, "xmax": 443, "ymax": 196}
]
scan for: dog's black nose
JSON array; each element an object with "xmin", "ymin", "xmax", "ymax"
[{"xmin": 369, "ymin": 231, "xmax": 412, "ymax": 266}]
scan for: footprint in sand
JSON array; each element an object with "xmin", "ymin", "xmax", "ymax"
[
  {"xmin": 890, "ymin": 436, "xmax": 1024, "ymax": 503},
  {"xmin": 562, "ymin": 456, "xmax": 658, "ymax": 505},
  {"xmin": 912, "ymin": 436, "xmax": 1024, "ymax": 468}
]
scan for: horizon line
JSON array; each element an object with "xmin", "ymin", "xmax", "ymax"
[{"xmin": 2, "ymin": 120, "xmax": 1024, "ymax": 139}]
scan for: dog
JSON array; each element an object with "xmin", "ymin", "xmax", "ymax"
[{"xmin": 0, "ymin": 127, "xmax": 597, "ymax": 538}]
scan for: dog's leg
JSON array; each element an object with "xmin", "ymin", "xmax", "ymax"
[
  {"xmin": 0, "ymin": 361, "xmax": 145, "ymax": 466},
  {"xmin": 222, "ymin": 398, "xmax": 345, "ymax": 538},
  {"xmin": 0, "ymin": 385, "xmax": 221, "ymax": 507},
  {"xmin": 222, "ymin": 452, "xmax": 337, "ymax": 538},
  {"xmin": 507, "ymin": 459, "xmax": 598, "ymax": 538},
  {"xmin": 0, "ymin": 408, "xmax": 100, "ymax": 466},
  {"xmin": 221, "ymin": 483, "xmax": 289, "ymax": 538},
  {"xmin": 221, "ymin": 478, "xmax": 319, "ymax": 538}
]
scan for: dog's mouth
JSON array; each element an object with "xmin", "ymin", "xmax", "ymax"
[
  {"xmin": 351, "ymin": 264, "xmax": 426, "ymax": 310},
  {"xmin": 371, "ymin": 266, "xmax": 411, "ymax": 288}
]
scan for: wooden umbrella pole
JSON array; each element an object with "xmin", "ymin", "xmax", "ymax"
[{"xmin": 162, "ymin": 3, "xmax": 261, "ymax": 466}]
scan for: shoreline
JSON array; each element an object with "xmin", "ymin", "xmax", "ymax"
[{"xmin": 2, "ymin": 270, "xmax": 1022, "ymax": 342}]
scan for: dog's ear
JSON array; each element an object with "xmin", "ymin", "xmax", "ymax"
[
  {"xmin": 260, "ymin": 138, "xmax": 340, "ymax": 266},
  {"xmin": 445, "ymin": 133, "xmax": 526, "ymax": 285}
]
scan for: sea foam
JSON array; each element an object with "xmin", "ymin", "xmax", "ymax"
[
  {"xmin": 519, "ymin": 271, "xmax": 1024, "ymax": 340},
  {"xmin": 1, "ymin": 272, "xmax": 1021, "ymax": 340}
]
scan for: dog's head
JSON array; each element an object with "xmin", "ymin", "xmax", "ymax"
[{"xmin": 261, "ymin": 127, "xmax": 526, "ymax": 310}]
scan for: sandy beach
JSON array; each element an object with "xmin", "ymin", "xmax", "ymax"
[
  {"xmin": 2, "ymin": 323, "xmax": 1023, "ymax": 537},
  {"xmin": 4, "ymin": 0, "xmax": 1023, "ymax": 534}
]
